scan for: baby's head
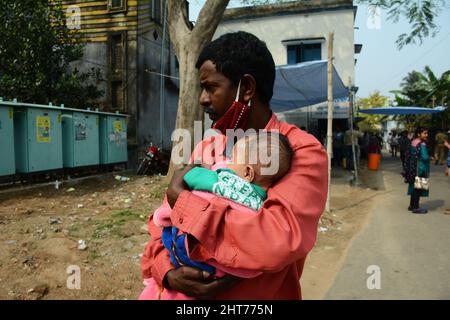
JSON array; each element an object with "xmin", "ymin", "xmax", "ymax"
[{"xmin": 227, "ymin": 132, "xmax": 293, "ymax": 190}]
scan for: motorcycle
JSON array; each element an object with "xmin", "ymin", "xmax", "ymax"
[{"xmin": 136, "ymin": 143, "xmax": 169, "ymax": 175}]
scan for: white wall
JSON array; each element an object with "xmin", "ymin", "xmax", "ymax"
[{"xmin": 215, "ymin": 9, "xmax": 355, "ymax": 87}]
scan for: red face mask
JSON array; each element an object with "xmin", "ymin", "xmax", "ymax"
[{"xmin": 212, "ymin": 81, "xmax": 251, "ymax": 134}]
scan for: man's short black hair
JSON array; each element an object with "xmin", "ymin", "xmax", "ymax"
[{"xmin": 196, "ymin": 31, "xmax": 276, "ymax": 103}]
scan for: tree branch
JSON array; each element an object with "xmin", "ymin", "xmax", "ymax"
[
  {"xmin": 167, "ymin": 0, "xmax": 191, "ymax": 56},
  {"xmin": 191, "ymin": 0, "xmax": 230, "ymax": 50}
]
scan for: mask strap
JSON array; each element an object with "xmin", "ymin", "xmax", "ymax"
[
  {"xmin": 235, "ymin": 79, "xmax": 252, "ymax": 107},
  {"xmin": 235, "ymin": 80, "xmax": 241, "ymax": 102}
]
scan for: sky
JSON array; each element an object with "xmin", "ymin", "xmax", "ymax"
[{"xmin": 187, "ymin": 1, "xmax": 450, "ymax": 102}]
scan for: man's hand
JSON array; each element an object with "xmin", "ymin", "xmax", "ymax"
[
  {"xmin": 164, "ymin": 266, "xmax": 240, "ymax": 299},
  {"xmin": 166, "ymin": 164, "xmax": 197, "ymax": 208}
]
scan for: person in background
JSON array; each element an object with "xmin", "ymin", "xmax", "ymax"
[
  {"xmin": 434, "ymin": 129, "xmax": 448, "ymax": 165},
  {"xmin": 398, "ymin": 130, "xmax": 411, "ymax": 175},
  {"xmin": 332, "ymin": 127, "xmax": 344, "ymax": 167},
  {"xmin": 359, "ymin": 132, "xmax": 369, "ymax": 160},
  {"xmin": 344, "ymin": 125, "xmax": 364, "ymax": 170},
  {"xmin": 404, "ymin": 127, "xmax": 431, "ymax": 214},
  {"xmin": 389, "ymin": 131, "xmax": 398, "ymax": 157},
  {"xmin": 368, "ymin": 132, "xmax": 381, "ymax": 154},
  {"xmin": 444, "ymin": 131, "xmax": 450, "ymax": 215},
  {"xmin": 388, "ymin": 132, "xmax": 394, "ymax": 155}
]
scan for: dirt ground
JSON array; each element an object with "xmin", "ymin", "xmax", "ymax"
[{"xmin": 0, "ymin": 167, "xmax": 382, "ymax": 300}]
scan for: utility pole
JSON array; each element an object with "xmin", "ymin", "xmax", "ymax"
[
  {"xmin": 349, "ymin": 78, "xmax": 358, "ymax": 185},
  {"xmin": 325, "ymin": 32, "xmax": 334, "ymax": 213}
]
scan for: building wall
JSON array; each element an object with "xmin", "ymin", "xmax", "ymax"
[
  {"xmin": 62, "ymin": 0, "xmax": 179, "ymax": 165},
  {"xmin": 137, "ymin": 29, "xmax": 179, "ymax": 151},
  {"xmin": 215, "ymin": 8, "xmax": 355, "ymax": 87}
]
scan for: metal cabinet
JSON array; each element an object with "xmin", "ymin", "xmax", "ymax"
[
  {"xmin": 14, "ymin": 107, "xmax": 63, "ymax": 173},
  {"xmin": 0, "ymin": 104, "xmax": 15, "ymax": 176},
  {"xmin": 99, "ymin": 114, "xmax": 128, "ymax": 164},
  {"xmin": 62, "ymin": 111, "xmax": 100, "ymax": 168}
]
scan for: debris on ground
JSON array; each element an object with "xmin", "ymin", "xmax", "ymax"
[
  {"xmin": 48, "ymin": 218, "xmax": 62, "ymax": 225},
  {"xmin": 27, "ymin": 284, "xmax": 49, "ymax": 300},
  {"xmin": 78, "ymin": 240, "xmax": 87, "ymax": 251}
]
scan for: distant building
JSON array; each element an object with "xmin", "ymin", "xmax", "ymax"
[
  {"xmin": 62, "ymin": 0, "xmax": 180, "ymax": 164},
  {"xmin": 215, "ymin": 0, "xmax": 362, "ymax": 135}
]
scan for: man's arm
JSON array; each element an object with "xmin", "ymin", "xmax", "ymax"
[
  {"xmin": 141, "ymin": 214, "xmax": 174, "ymax": 285},
  {"xmin": 170, "ymin": 139, "xmax": 328, "ymax": 272},
  {"xmin": 141, "ymin": 201, "xmax": 241, "ymax": 298}
]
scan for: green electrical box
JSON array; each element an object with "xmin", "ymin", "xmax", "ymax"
[
  {"xmin": 14, "ymin": 106, "xmax": 63, "ymax": 173},
  {"xmin": 99, "ymin": 114, "xmax": 128, "ymax": 164},
  {"xmin": 62, "ymin": 111, "xmax": 100, "ymax": 168},
  {"xmin": 0, "ymin": 104, "xmax": 15, "ymax": 176}
]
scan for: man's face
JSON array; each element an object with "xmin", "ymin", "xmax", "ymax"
[{"xmin": 199, "ymin": 60, "xmax": 236, "ymax": 123}]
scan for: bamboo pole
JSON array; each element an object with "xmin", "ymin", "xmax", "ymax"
[
  {"xmin": 349, "ymin": 77, "xmax": 358, "ymax": 184},
  {"xmin": 325, "ymin": 32, "xmax": 334, "ymax": 213}
]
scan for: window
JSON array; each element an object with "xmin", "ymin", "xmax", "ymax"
[
  {"xmin": 287, "ymin": 43, "xmax": 322, "ymax": 64},
  {"xmin": 109, "ymin": 33, "xmax": 125, "ymax": 74},
  {"xmin": 108, "ymin": 31, "xmax": 127, "ymax": 112},
  {"xmin": 108, "ymin": 0, "xmax": 126, "ymax": 11},
  {"xmin": 152, "ymin": 0, "xmax": 162, "ymax": 24}
]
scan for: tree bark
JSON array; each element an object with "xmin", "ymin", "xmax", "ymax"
[{"xmin": 166, "ymin": 0, "xmax": 230, "ymax": 177}]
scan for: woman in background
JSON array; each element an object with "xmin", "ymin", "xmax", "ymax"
[{"xmin": 405, "ymin": 127, "xmax": 430, "ymax": 214}]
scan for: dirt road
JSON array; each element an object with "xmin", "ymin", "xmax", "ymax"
[{"xmin": 325, "ymin": 157, "xmax": 450, "ymax": 299}]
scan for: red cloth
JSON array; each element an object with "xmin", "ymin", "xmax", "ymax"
[{"xmin": 141, "ymin": 114, "xmax": 328, "ymax": 299}]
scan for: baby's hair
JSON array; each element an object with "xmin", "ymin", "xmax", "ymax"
[{"xmin": 233, "ymin": 131, "xmax": 293, "ymax": 183}]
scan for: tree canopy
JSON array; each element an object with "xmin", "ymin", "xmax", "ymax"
[
  {"xmin": 356, "ymin": 0, "xmax": 446, "ymax": 49},
  {"xmin": 391, "ymin": 66, "xmax": 450, "ymax": 130},
  {"xmin": 356, "ymin": 91, "xmax": 390, "ymax": 132},
  {"xmin": 0, "ymin": 0, "xmax": 103, "ymax": 108}
]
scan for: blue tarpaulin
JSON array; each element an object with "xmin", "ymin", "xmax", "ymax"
[
  {"xmin": 358, "ymin": 106, "xmax": 447, "ymax": 115},
  {"xmin": 270, "ymin": 60, "xmax": 349, "ymax": 113}
]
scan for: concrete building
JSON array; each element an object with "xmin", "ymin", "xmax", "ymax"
[
  {"xmin": 214, "ymin": 0, "xmax": 362, "ymax": 136},
  {"xmin": 62, "ymin": 0, "xmax": 180, "ymax": 165}
]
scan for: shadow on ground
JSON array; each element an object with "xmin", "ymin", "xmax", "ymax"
[{"xmin": 422, "ymin": 199, "xmax": 446, "ymax": 211}]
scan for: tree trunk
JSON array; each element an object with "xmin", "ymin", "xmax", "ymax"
[{"xmin": 165, "ymin": 0, "xmax": 229, "ymax": 178}]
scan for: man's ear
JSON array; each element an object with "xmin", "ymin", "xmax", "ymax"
[
  {"xmin": 245, "ymin": 165, "xmax": 255, "ymax": 183},
  {"xmin": 241, "ymin": 74, "xmax": 256, "ymax": 104}
]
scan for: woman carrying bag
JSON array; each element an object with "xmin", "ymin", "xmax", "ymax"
[{"xmin": 405, "ymin": 127, "xmax": 431, "ymax": 214}]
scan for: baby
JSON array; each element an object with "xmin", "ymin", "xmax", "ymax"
[{"xmin": 139, "ymin": 132, "xmax": 293, "ymax": 300}]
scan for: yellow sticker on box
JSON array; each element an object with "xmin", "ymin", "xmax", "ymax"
[
  {"xmin": 36, "ymin": 116, "xmax": 51, "ymax": 143},
  {"xmin": 113, "ymin": 120, "xmax": 122, "ymax": 132}
]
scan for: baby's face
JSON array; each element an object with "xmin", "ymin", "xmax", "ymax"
[
  {"xmin": 227, "ymin": 162, "xmax": 251, "ymax": 181},
  {"xmin": 227, "ymin": 144, "xmax": 254, "ymax": 182}
]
